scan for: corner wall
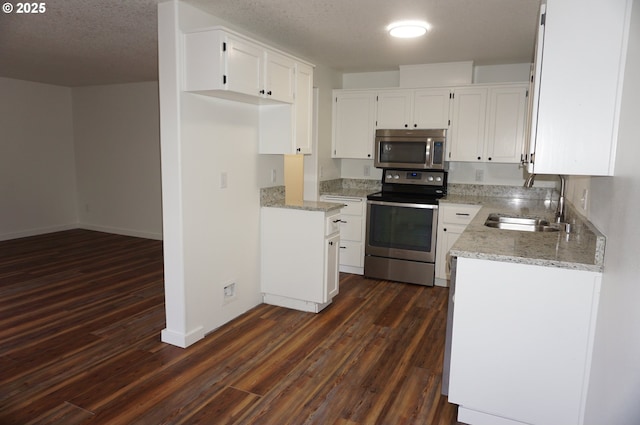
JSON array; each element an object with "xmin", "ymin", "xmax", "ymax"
[
  {"xmin": 72, "ymin": 82, "xmax": 163, "ymax": 240},
  {"xmin": 584, "ymin": 1, "xmax": 640, "ymax": 423},
  {"xmin": 0, "ymin": 77, "xmax": 77, "ymax": 240}
]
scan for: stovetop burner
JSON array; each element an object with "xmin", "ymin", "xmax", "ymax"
[{"xmin": 367, "ymin": 169, "xmax": 447, "ymax": 204}]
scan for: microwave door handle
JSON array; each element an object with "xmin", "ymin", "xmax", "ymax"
[{"xmin": 425, "ymin": 141, "xmax": 431, "ymax": 163}]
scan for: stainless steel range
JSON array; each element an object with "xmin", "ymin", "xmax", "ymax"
[{"xmin": 364, "ymin": 168, "xmax": 447, "ymax": 286}]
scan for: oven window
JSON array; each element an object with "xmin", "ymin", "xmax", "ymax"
[
  {"xmin": 368, "ymin": 204, "xmax": 434, "ymax": 252},
  {"xmin": 379, "ymin": 141, "xmax": 427, "ymax": 164}
]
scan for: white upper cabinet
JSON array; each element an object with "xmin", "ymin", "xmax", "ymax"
[
  {"xmin": 183, "ymin": 28, "xmax": 300, "ymax": 105},
  {"xmin": 376, "ymin": 88, "xmax": 450, "ymax": 129},
  {"xmin": 183, "ymin": 27, "xmax": 314, "ymax": 155},
  {"xmin": 526, "ymin": 0, "xmax": 632, "ymax": 175},
  {"xmin": 332, "ymin": 90, "xmax": 376, "ymax": 159},
  {"xmin": 448, "ymin": 87, "xmax": 488, "ymax": 162},
  {"xmin": 485, "ymin": 84, "xmax": 528, "ymax": 163}
]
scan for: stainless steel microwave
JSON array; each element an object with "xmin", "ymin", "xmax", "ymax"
[{"xmin": 374, "ymin": 129, "xmax": 446, "ymax": 170}]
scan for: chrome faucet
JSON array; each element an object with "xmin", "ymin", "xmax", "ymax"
[{"xmin": 524, "ymin": 174, "xmax": 566, "ymax": 223}]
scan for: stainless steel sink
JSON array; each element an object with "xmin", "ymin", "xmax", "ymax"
[{"xmin": 484, "ymin": 213, "xmax": 561, "ymax": 232}]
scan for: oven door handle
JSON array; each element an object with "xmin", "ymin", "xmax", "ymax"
[{"xmin": 367, "ymin": 200, "xmax": 438, "ymax": 210}]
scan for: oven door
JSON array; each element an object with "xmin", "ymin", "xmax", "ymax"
[{"xmin": 365, "ymin": 200, "xmax": 438, "ymax": 263}]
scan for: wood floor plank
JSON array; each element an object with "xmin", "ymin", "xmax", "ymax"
[{"xmin": 0, "ymin": 229, "xmax": 463, "ymax": 425}]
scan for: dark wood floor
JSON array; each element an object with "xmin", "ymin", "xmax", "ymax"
[{"xmin": 0, "ymin": 229, "xmax": 461, "ymax": 424}]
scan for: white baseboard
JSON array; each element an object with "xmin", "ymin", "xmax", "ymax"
[
  {"xmin": 0, "ymin": 223, "xmax": 77, "ymax": 241},
  {"xmin": 161, "ymin": 326, "xmax": 205, "ymax": 348},
  {"xmin": 79, "ymin": 224, "xmax": 163, "ymax": 240}
]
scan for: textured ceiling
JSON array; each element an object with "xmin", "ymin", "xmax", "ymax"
[{"xmin": 0, "ymin": 0, "xmax": 541, "ymax": 87}]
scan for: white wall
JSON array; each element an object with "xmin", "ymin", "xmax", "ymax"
[
  {"xmin": 0, "ymin": 77, "xmax": 77, "ymax": 240},
  {"xmin": 585, "ymin": 1, "xmax": 640, "ymax": 423},
  {"xmin": 158, "ymin": 0, "xmax": 285, "ymax": 347},
  {"xmin": 73, "ymin": 82, "xmax": 162, "ymax": 240}
]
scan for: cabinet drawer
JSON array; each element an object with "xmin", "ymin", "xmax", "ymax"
[
  {"xmin": 339, "ymin": 216, "xmax": 363, "ymax": 242},
  {"xmin": 338, "ymin": 240, "xmax": 363, "ymax": 267},
  {"xmin": 442, "ymin": 205, "xmax": 481, "ymax": 225},
  {"xmin": 322, "ymin": 196, "xmax": 365, "ymax": 216},
  {"xmin": 325, "ymin": 213, "xmax": 341, "ymax": 236}
]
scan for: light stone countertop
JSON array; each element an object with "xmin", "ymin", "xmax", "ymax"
[
  {"xmin": 260, "ymin": 185, "xmax": 345, "ymax": 212},
  {"xmin": 261, "ymin": 198, "xmax": 345, "ymax": 212},
  {"xmin": 443, "ymin": 195, "xmax": 606, "ymax": 272}
]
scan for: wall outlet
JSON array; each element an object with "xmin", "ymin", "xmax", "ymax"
[
  {"xmin": 220, "ymin": 172, "xmax": 228, "ymax": 189},
  {"xmin": 270, "ymin": 169, "xmax": 277, "ymax": 183},
  {"xmin": 223, "ymin": 281, "xmax": 237, "ymax": 305},
  {"xmin": 363, "ymin": 165, "xmax": 371, "ymax": 177},
  {"xmin": 475, "ymin": 169, "xmax": 484, "ymax": 182}
]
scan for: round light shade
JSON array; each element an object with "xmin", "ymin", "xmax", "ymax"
[{"xmin": 387, "ymin": 21, "xmax": 430, "ymax": 38}]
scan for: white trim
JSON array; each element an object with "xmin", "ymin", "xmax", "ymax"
[
  {"xmin": 161, "ymin": 326, "xmax": 205, "ymax": 348},
  {"xmin": 0, "ymin": 223, "xmax": 77, "ymax": 241},
  {"xmin": 79, "ymin": 224, "xmax": 163, "ymax": 241}
]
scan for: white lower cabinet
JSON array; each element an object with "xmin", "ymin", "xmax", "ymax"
[
  {"xmin": 449, "ymin": 257, "xmax": 602, "ymax": 425},
  {"xmin": 320, "ymin": 195, "xmax": 366, "ymax": 275},
  {"xmin": 435, "ymin": 203, "xmax": 481, "ymax": 286},
  {"xmin": 261, "ymin": 207, "xmax": 340, "ymax": 313}
]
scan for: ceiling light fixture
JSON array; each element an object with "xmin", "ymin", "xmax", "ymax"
[{"xmin": 387, "ymin": 20, "xmax": 430, "ymax": 38}]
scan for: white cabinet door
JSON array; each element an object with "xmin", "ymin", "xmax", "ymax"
[
  {"xmin": 413, "ymin": 88, "xmax": 451, "ymax": 129},
  {"xmin": 294, "ymin": 62, "xmax": 314, "ymax": 154},
  {"xmin": 332, "ymin": 90, "xmax": 376, "ymax": 159},
  {"xmin": 225, "ymin": 34, "xmax": 263, "ymax": 98},
  {"xmin": 264, "ymin": 50, "xmax": 295, "ymax": 103},
  {"xmin": 435, "ymin": 203, "xmax": 481, "ymax": 284},
  {"xmin": 325, "ymin": 233, "xmax": 340, "ymax": 299},
  {"xmin": 435, "ymin": 225, "xmax": 463, "ymax": 282},
  {"xmin": 449, "ymin": 257, "xmax": 602, "ymax": 425},
  {"xmin": 376, "ymin": 90, "xmax": 412, "ymax": 129},
  {"xmin": 448, "ymin": 87, "xmax": 488, "ymax": 162},
  {"xmin": 527, "ymin": 0, "xmax": 631, "ymax": 175},
  {"xmin": 485, "ymin": 85, "xmax": 528, "ymax": 163}
]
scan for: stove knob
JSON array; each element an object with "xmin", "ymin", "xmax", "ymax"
[
  {"xmin": 386, "ymin": 174, "xmax": 393, "ymax": 179},
  {"xmin": 427, "ymin": 176, "xmax": 434, "ymax": 182},
  {"xmin": 435, "ymin": 176, "xmax": 442, "ymax": 182},
  {"xmin": 393, "ymin": 174, "xmax": 400, "ymax": 179}
]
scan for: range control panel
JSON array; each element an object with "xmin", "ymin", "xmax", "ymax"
[{"xmin": 383, "ymin": 169, "xmax": 446, "ymax": 187}]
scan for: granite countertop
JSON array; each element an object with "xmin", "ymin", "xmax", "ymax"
[
  {"xmin": 320, "ymin": 188, "xmax": 376, "ymax": 198},
  {"xmin": 444, "ymin": 194, "xmax": 605, "ymax": 273},
  {"xmin": 261, "ymin": 198, "xmax": 345, "ymax": 212}
]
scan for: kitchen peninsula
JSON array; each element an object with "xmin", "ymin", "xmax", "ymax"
[{"xmin": 442, "ymin": 187, "xmax": 604, "ymax": 425}]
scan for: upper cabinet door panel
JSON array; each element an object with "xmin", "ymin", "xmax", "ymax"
[
  {"xmin": 413, "ymin": 88, "xmax": 451, "ymax": 129},
  {"xmin": 485, "ymin": 85, "xmax": 527, "ymax": 163},
  {"xmin": 265, "ymin": 50, "xmax": 296, "ymax": 104},
  {"xmin": 448, "ymin": 87, "xmax": 488, "ymax": 162},
  {"xmin": 376, "ymin": 90, "xmax": 412, "ymax": 129},
  {"xmin": 332, "ymin": 91, "xmax": 376, "ymax": 159},
  {"xmin": 225, "ymin": 35, "xmax": 263, "ymax": 98}
]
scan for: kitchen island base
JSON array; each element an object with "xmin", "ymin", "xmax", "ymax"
[{"xmin": 448, "ymin": 257, "xmax": 601, "ymax": 425}]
